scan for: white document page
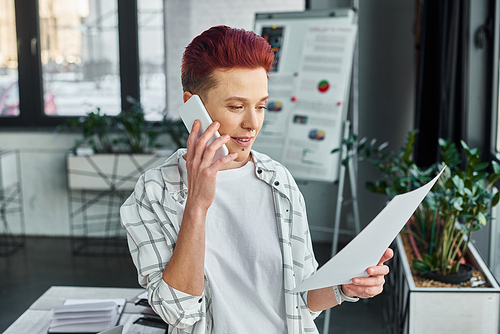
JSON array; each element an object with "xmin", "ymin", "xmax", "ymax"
[{"xmin": 291, "ymin": 168, "xmax": 445, "ymax": 293}]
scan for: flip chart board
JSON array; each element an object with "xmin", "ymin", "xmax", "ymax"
[{"xmin": 253, "ymin": 9, "xmax": 357, "ymax": 182}]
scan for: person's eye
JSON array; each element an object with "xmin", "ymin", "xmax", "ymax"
[
  {"xmin": 230, "ymin": 106, "xmax": 243, "ymax": 111},
  {"xmin": 257, "ymin": 105, "xmax": 267, "ymax": 111}
]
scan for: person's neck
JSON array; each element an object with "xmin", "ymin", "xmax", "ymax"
[{"xmin": 220, "ymin": 154, "xmax": 252, "ymax": 170}]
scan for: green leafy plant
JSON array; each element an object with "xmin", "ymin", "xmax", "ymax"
[
  {"xmin": 335, "ymin": 130, "xmax": 500, "ymax": 275},
  {"xmin": 115, "ymin": 100, "xmax": 159, "ymax": 153},
  {"xmin": 58, "ymin": 100, "xmax": 189, "ymax": 154},
  {"xmin": 161, "ymin": 117, "xmax": 189, "ymax": 149},
  {"xmin": 412, "ymin": 139, "xmax": 500, "ymax": 274},
  {"xmin": 61, "ymin": 108, "xmax": 116, "ymax": 153}
]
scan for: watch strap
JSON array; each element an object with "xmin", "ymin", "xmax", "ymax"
[
  {"xmin": 339, "ymin": 285, "xmax": 360, "ymax": 303},
  {"xmin": 332, "ymin": 285, "xmax": 342, "ymax": 305}
]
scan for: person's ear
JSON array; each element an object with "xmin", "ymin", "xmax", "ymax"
[{"xmin": 183, "ymin": 91, "xmax": 193, "ymax": 103}]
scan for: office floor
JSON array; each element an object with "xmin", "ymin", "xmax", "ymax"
[{"xmin": 0, "ymin": 237, "xmax": 389, "ymax": 333}]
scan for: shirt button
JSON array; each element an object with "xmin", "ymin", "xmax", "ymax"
[
  {"xmin": 274, "ymin": 181, "xmax": 280, "ymax": 186},
  {"xmin": 198, "ymin": 298, "xmax": 202, "ymax": 303},
  {"xmin": 257, "ymin": 168, "xmax": 262, "ymax": 174}
]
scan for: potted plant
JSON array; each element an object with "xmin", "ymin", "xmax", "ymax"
[
  {"xmin": 59, "ymin": 102, "xmax": 188, "ymax": 255},
  {"xmin": 335, "ymin": 130, "xmax": 500, "ymax": 333},
  {"xmin": 115, "ymin": 100, "xmax": 159, "ymax": 154},
  {"xmin": 66, "ymin": 108, "xmax": 116, "ymax": 154},
  {"xmin": 62, "ymin": 101, "xmax": 187, "ymax": 191}
]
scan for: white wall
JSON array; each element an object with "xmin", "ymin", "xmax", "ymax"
[
  {"xmin": 1, "ymin": 0, "xmax": 416, "ymax": 240},
  {"xmin": 356, "ymin": 0, "xmax": 416, "ymax": 227}
]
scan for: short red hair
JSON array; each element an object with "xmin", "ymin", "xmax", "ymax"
[{"xmin": 181, "ymin": 25, "xmax": 274, "ymax": 97}]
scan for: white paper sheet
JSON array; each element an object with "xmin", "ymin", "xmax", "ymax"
[{"xmin": 290, "ymin": 168, "xmax": 445, "ymax": 293}]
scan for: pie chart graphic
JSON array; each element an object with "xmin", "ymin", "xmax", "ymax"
[
  {"xmin": 266, "ymin": 101, "xmax": 283, "ymax": 112},
  {"xmin": 317, "ymin": 80, "xmax": 330, "ymax": 93},
  {"xmin": 308, "ymin": 129, "xmax": 326, "ymax": 141}
]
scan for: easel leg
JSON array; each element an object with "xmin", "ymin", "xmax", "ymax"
[{"xmin": 322, "ymin": 121, "xmax": 361, "ymax": 334}]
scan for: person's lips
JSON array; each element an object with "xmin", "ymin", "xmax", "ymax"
[{"xmin": 231, "ymin": 137, "xmax": 253, "ymax": 147}]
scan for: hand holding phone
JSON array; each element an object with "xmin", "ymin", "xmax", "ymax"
[{"xmin": 179, "ymin": 95, "xmax": 229, "ymax": 162}]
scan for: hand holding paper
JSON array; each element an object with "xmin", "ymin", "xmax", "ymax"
[{"xmin": 291, "ymin": 168, "xmax": 445, "ymax": 294}]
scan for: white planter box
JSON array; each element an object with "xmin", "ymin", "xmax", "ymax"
[
  {"xmin": 0, "ymin": 149, "xmax": 20, "ymax": 191},
  {"xmin": 391, "ymin": 234, "xmax": 500, "ymax": 334},
  {"xmin": 67, "ymin": 152, "xmax": 172, "ymax": 191}
]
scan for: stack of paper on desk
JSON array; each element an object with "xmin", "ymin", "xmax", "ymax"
[{"xmin": 48, "ymin": 299, "xmax": 126, "ymax": 333}]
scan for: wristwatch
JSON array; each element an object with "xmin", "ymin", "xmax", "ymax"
[{"xmin": 333, "ymin": 285, "xmax": 360, "ymax": 305}]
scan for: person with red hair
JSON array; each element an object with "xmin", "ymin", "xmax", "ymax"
[{"xmin": 121, "ymin": 25, "xmax": 392, "ymax": 334}]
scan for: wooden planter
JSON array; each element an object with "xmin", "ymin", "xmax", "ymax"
[
  {"xmin": 67, "ymin": 152, "xmax": 171, "ymax": 191},
  {"xmin": 387, "ymin": 234, "xmax": 500, "ymax": 334}
]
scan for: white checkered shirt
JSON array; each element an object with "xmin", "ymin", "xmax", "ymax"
[{"xmin": 121, "ymin": 149, "xmax": 321, "ymax": 333}]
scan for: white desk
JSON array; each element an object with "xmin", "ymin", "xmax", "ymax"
[{"xmin": 4, "ymin": 286, "xmax": 166, "ymax": 334}]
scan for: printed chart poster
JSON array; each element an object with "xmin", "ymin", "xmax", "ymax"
[
  {"xmin": 253, "ymin": 72, "xmax": 297, "ymax": 161},
  {"xmin": 282, "ymin": 24, "xmax": 357, "ymax": 182}
]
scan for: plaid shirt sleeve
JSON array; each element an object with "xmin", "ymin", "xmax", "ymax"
[
  {"xmin": 120, "ymin": 164, "xmax": 206, "ymax": 329},
  {"xmin": 297, "ymin": 191, "xmax": 322, "ymax": 320},
  {"xmin": 281, "ymin": 165, "xmax": 322, "ymax": 320}
]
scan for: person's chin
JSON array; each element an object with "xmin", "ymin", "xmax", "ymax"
[{"xmin": 230, "ymin": 148, "xmax": 252, "ymax": 161}]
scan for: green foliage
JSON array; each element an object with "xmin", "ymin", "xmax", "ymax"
[
  {"xmin": 161, "ymin": 118, "xmax": 189, "ymax": 149},
  {"xmin": 413, "ymin": 253, "xmax": 439, "ymax": 273},
  {"xmin": 58, "ymin": 108, "xmax": 116, "ymax": 153},
  {"xmin": 115, "ymin": 101, "xmax": 158, "ymax": 153},
  {"xmin": 58, "ymin": 100, "xmax": 188, "ymax": 154},
  {"xmin": 336, "ymin": 130, "xmax": 500, "ymax": 275}
]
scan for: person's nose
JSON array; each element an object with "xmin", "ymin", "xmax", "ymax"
[{"xmin": 242, "ymin": 110, "xmax": 259, "ymax": 133}]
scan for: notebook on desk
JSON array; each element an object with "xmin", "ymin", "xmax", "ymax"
[{"xmin": 48, "ymin": 299, "xmax": 126, "ymax": 334}]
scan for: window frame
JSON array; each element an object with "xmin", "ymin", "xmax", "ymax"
[{"xmin": 0, "ymin": 0, "xmax": 141, "ymax": 128}]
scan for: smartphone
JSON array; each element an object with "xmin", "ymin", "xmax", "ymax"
[{"xmin": 179, "ymin": 94, "xmax": 229, "ymax": 161}]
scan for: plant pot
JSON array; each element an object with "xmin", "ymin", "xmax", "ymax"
[
  {"xmin": 0, "ymin": 149, "xmax": 19, "ymax": 190},
  {"xmin": 66, "ymin": 151, "xmax": 172, "ymax": 255},
  {"xmin": 66, "ymin": 152, "xmax": 171, "ymax": 191},
  {"xmin": 386, "ymin": 235, "xmax": 500, "ymax": 334},
  {"xmin": 422, "ymin": 263, "xmax": 474, "ymax": 284}
]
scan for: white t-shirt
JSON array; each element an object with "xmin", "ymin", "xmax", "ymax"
[{"xmin": 179, "ymin": 158, "xmax": 287, "ymax": 334}]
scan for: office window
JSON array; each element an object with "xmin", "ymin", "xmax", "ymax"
[
  {"xmin": 493, "ymin": 0, "xmax": 500, "ymax": 159},
  {"xmin": 138, "ymin": 0, "xmax": 166, "ymax": 121},
  {"xmin": 39, "ymin": 0, "xmax": 121, "ymax": 117},
  {"xmin": 497, "ymin": 65, "xmax": 500, "ymax": 154},
  {"xmin": 0, "ymin": 0, "xmax": 19, "ymax": 117}
]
